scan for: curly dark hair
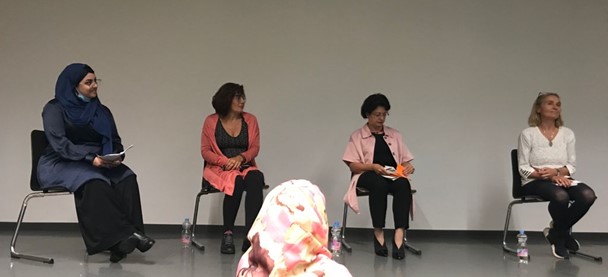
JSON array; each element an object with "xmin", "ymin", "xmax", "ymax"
[
  {"xmin": 360, "ymin": 93, "xmax": 391, "ymax": 118},
  {"xmin": 212, "ymin": 82, "xmax": 245, "ymax": 117}
]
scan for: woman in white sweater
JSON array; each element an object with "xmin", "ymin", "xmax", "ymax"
[{"xmin": 518, "ymin": 92, "xmax": 596, "ymax": 259}]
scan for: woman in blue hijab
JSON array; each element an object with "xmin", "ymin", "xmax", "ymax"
[{"xmin": 38, "ymin": 63, "xmax": 154, "ymax": 263}]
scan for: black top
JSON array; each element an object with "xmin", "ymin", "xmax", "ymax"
[
  {"xmin": 215, "ymin": 119, "xmax": 249, "ymax": 159},
  {"xmin": 372, "ymin": 133, "xmax": 397, "ymax": 167}
]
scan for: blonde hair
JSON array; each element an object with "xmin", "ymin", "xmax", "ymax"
[{"xmin": 527, "ymin": 92, "xmax": 564, "ymax": 127}]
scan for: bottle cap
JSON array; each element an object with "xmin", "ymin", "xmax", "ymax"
[
  {"xmin": 333, "ymin": 221, "xmax": 340, "ymax": 228},
  {"xmin": 519, "ymin": 230, "xmax": 525, "ymax": 234}
]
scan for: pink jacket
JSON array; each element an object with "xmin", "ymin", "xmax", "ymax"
[
  {"xmin": 201, "ymin": 112, "xmax": 260, "ymax": 196},
  {"xmin": 342, "ymin": 124, "xmax": 414, "ymax": 213}
]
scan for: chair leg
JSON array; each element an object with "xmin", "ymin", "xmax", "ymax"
[
  {"xmin": 502, "ymin": 199, "xmax": 521, "ymax": 255},
  {"xmin": 404, "ymin": 233, "xmax": 422, "ymax": 255},
  {"xmin": 341, "ymin": 203, "xmax": 352, "ymax": 253},
  {"xmin": 568, "ymin": 228, "xmax": 603, "ymax": 262},
  {"xmin": 569, "ymin": 250, "xmax": 603, "ymax": 262},
  {"xmin": 190, "ymin": 191, "xmax": 205, "ymax": 250},
  {"xmin": 402, "ymin": 191, "xmax": 421, "ymax": 255},
  {"xmin": 10, "ymin": 191, "xmax": 71, "ymax": 264}
]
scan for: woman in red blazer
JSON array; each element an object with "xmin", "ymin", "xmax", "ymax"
[{"xmin": 201, "ymin": 83, "xmax": 264, "ymax": 254}]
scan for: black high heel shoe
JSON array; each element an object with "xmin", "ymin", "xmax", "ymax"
[
  {"xmin": 392, "ymin": 240, "xmax": 405, "ymax": 260},
  {"xmin": 373, "ymin": 236, "xmax": 388, "ymax": 257}
]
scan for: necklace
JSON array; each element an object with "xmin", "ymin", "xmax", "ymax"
[
  {"xmin": 368, "ymin": 124, "xmax": 384, "ymax": 134},
  {"xmin": 371, "ymin": 128, "xmax": 384, "ymax": 135},
  {"xmin": 540, "ymin": 127, "xmax": 557, "ymax": 147}
]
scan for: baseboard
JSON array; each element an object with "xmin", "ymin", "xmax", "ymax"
[
  {"xmin": 1, "ymin": 222, "xmax": 606, "ymax": 242},
  {"xmin": 0, "ymin": 222, "xmax": 244, "ymax": 235}
]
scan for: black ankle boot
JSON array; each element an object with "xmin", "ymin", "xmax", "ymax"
[
  {"xmin": 221, "ymin": 232, "xmax": 235, "ymax": 254},
  {"xmin": 373, "ymin": 236, "xmax": 388, "ymax": 257},
  {"xmin": 109, "ymin": 244, "xmax": 128, "ymax": 263},
  {"xmin": 117, "ymin": 235, "xmax": 139, "ymax": 254},
  {"xmin": 133, "ymin": 232, "xmax": 155, "ymax": 252},
  {"xmin": 109, "ymin": 250, "xmax": 126, "ymax": 263},
  {"xmin": 392, "ymin": 240, "xmax": 405, "ymax": 260}
]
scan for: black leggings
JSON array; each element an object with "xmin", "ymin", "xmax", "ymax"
[
  {"xmin": 523, "ymin": 180, "xmax": 596, "ymax": 234},
  {"xmin": 356, "ymin": 171, "xmax": 412, "ymax": 229},
  {"xmin": 223, "ymin": 170, "xmax": 264, "ymax": 234}
]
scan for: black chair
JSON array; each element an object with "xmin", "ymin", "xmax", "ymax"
[
  {"xmin": 341, "ymin": 186, "xmax": 421, "ymax": 255},
  {"xmin": 190, "ymin": 175, "xmax": 269, "ymax": 250},
  {"xmin": 502, "ymin": 149, "xmax": 602, "ymax": 261},
  {"xmin": 190, "ymin": 179, "xmax": 221, "ymax": 250},
  {"xmin": 10, "ymin": 130, "xmax": 72, "ymax": 264}
]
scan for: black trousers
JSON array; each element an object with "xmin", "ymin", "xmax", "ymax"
[
  {"xmin": 356, "ymin": 171, "xmax": 412, "ymax": 229},
  {"xmin": 223, "ymin": 170, "xmax": 264, "ymax": 235},
  {"xmin": 523, "ymin": 180, "xmax": 596, "ymax": 234},
  {"xmin": 74, "ymin": 175, "xmax": 144, "ymax": 254}
]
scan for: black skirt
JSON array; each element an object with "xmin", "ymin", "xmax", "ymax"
[{"xmin": 73, "ymin": 175, "xmax": 144, "ymax": 254}]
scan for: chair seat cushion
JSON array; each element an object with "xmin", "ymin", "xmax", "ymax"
[{"xmin": 201, "ymin": 179, "xmax": 221, "ymax": 193}]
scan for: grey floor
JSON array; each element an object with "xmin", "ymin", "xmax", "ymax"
[{"xmin": 3, "ymin": 227, "xmax": 607, "ymax": 277}]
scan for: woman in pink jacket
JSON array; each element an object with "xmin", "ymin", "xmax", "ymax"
[
  {"xmin": 201, "ymin": 83, "xmax": 265, "ymax": 254},
  {"xmin": 342, "ymin": 93, "xmax": 415, "ymax": 260}
]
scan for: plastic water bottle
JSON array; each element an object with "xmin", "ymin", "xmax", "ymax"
[
  {"xmin": 330, "ymin": 221, "xmax": 342, "ymax": 258},
  {"xmin": 516, "ymin": 230, "xmax": 529, "ymax": 263},
  {"xmin": 181, "ymin": 218, "xmax": 192, "ymax": 247}
]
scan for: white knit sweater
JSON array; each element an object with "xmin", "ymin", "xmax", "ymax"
[{"xmin": 517, "ymin": 126, "xmax": 576, "ymax": 185}]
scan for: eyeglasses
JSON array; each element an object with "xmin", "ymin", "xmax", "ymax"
[
  {"xmin": 538, "ymin": 92, "xmax": 558, "ymax": 96},
  {"xmin": 80, "ymin": 78, "xmax": 101, "ymax": 87},
  {"xmin": 234, "ymin": 94, "xmax": 246, "ymax": 102},
  {"xmin": 370, "ymin": 112, "xmax": 389, "ymax": 118}
]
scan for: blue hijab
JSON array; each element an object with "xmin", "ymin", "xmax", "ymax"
[{"xmin": 55, "ymin": 63, "xmax": 114, "ymax": 155}]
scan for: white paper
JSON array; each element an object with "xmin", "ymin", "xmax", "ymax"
[
  {"xmin": 381, "ymin": 166, "xmax": 397, "ymax": 180},
  {"xmin": 99, "ymin": 144, "xmax": 133, "ymax": 161},
  {"xmin": 555, "ymin": 176, "xmax": 580, "ymax": 186}
]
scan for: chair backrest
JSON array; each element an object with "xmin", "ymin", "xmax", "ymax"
[
  {"xmin": 510, "ymin": 149, "xmax": 524, "ymax": 199},
  {"xmin": 30, "ymin": 130, "xmax": 49, "ymax": 191}
]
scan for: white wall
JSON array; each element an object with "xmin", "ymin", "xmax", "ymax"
[{"xmin": 1, "ymin": 0, "xmax": 607, "ymax": 232}]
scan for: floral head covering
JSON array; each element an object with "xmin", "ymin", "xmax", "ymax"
[{"xmin": 237, "ymin": 179, "xmax": 351, "ymax": 277}]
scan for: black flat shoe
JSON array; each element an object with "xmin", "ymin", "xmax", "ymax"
[
  {"xmin": 221, "ymin": 233, "xmax": 235, "ymax": 254},
  {"xmin": 373, "ymin": 236, "xmax": 388, "ymax": 257},
  {"xmin": 133, "ymin": 232, "xmax": 155, "ymax": 252},
  {"xmin": 392, "ymin": 240, "xmax": 405, "ymax": 260}
]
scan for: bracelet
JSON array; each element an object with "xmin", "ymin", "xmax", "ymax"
[{"xmin": 238, "ymin": 154, "xmax": 246, "ymax": 163}]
